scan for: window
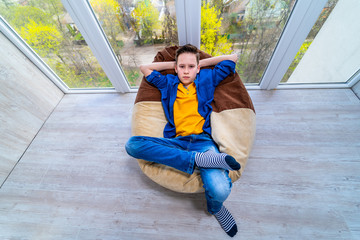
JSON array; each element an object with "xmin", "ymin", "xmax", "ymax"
[
  {"xmin": 280, "ymin": 0, "xmax": 360, "ymax": 85},
  {"xmin": 200, "ymin": 0, "xmax": 296, "ymax": 84},
  {"xmin": 89, "ymin": 0, "xmax": 178, "ymax": 87},
  {"xmin": 2, "ymin": 0, "xmax": 358, "ymax": 91},
  {"xmin": 0, "ymin": 0, "xmax": 113, "ymax": 89}
]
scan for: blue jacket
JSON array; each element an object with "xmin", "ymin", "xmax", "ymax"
[{"xmin": 146, "ymin": 60, "xmax": 236, "ymax": 138}]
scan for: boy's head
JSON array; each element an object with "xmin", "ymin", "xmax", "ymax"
[
  {"xmin": 175, "ymin": 44, "xmax": 200, "ymax": 87},
  {"xmin": 175, "ymin": 44, "xmax": 200, "ymax": 65}
]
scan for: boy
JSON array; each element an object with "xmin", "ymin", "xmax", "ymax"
[{"xmin": 125, "ymin": 44, "xmax": 239, "ymax": 237}]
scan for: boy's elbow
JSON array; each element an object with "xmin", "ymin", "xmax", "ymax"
[
  {"xmin": 139, "ymin": 64, "xmax": 146, "ymax": 74},
  {"xmin": 140, "ymin": 65, "xmax": 151, "ymax": 77},
  {"xmin": 227, "ymin": 54, "xmax": 238, "ymax": 63}
]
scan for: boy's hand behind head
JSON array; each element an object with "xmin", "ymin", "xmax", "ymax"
[{"xmin": 229, "ymin": 53, "xmax": 238, "ymax": 63}]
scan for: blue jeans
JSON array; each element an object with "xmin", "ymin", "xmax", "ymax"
[{"xmin": 125, "ymin": 133, "xmax": 232, "ymax": 214}]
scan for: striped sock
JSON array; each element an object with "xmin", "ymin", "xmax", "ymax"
[
  {"xmin": 194, "ymin": 151, "xmax": 241, "ymax": 171},
  {"xmin": 214, "ymin": 206, "xmax": 238, "ymax": 237}
]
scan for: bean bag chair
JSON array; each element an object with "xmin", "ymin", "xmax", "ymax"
[{"xmin": 131, "ymin": 46, "xmax": 256, "ymax": 193}]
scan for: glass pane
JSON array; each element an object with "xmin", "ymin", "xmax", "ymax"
[
  {"xmin": 89, "ymin": 0, "xmax": 178, "ymax": 87},
  {"xmin": 281, "ymin": 0, "xmax": 346, "ymax": 84},
  {"xmin": 200, "ymin": 0, "xmax": 296, "ymax": 84},
  {"xmin": 0, "ymin": 0, "xmax": 113, "ymax": 89}
]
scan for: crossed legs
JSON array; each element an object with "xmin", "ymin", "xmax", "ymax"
[{"xmin": 125, "ymin": 133, "xmax": 238, "ymax": 237}]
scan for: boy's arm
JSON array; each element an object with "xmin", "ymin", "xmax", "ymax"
[
  {"xmin": 201, "ymin": 54, "xmax": 238, "ymax": 87},
  {"xmin": 140, "ymin": 61, "xmax": 176, "ymax": 77},
  {"xmin": 199, "ymin": 53, "xmax": 238, "ymax": 68}
]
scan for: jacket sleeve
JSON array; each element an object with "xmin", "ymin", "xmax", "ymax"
[
  {"xmin": 211, "ymin": 60, "xmax": 236, "ymax": 87},
  {"xmin": 146, "ymin": 70, "xmax": 167, "ymax": 90}
]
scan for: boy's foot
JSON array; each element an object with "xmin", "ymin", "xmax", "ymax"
[
  {"xmin": 214, "ymin": 206, "xmax": 238, "ymax": 237},
  {"xmin": 194, "ymin": 151, "xmax": 241, "ymax": 171}
]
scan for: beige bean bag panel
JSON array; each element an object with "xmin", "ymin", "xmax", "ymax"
[{"xmin": 132, "ymin": 46, "xmax": 256, "ymax": 193}]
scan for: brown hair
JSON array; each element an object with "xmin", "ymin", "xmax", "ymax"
[{"xmin": 175, "ymin": 44, "xmax": 200, "ymax": 64}]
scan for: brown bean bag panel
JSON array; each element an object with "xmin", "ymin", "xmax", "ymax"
[{"xmin": 132, "ymin": 46, "xmax": 256, "ymax": 193}]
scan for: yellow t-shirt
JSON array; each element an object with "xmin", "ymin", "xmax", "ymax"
[{"xmin": 173, "ymin": 82, "xmax": 205, "ymax": 137}]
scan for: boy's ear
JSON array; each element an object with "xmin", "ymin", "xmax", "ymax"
[
  {"xmin": 197, "ymin": 64, "xmax": 200, "ymax": 73},
  {"xmin": 175, "ymin": 64, "xmax": 178, "ymax": 73}
]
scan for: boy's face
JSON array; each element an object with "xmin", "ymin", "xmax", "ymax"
[{"xmin": 175, "ymin": 53, "xmax": 200, "ymax": 87}]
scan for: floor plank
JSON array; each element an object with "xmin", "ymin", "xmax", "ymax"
[{"xmin": 0, "ymin": 89, "xmax": 359, "ymax": 240}]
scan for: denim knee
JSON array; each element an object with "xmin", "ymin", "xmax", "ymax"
[
  {"xmin": 125, "ymin": 136, "xmax": 141, "ymax": 157},
  {"xmin": 206, "ymin": 180, "xmax": 232, "ymax": 203},
  {"xmin": 205, "ymin": 180, "xmax": 232, "ymax": 214},
  {"xmin": 201, "ymin": 169, "xmax": 232, "ymax": 214}
]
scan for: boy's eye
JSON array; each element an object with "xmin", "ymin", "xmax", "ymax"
[{"xmin": 178, "ymin": 65, "xmax": 196, "ymax": 69}]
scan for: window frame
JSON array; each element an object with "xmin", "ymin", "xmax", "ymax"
[
  {"xmin": 270, "ymin": 0, "xmax": 359, "ymax": 90},
  {"xmin": 62, "ymin": 0, "xmax": 132, "ymax": 93},
  {"xmin": 2, "ymin": 0, "xmax": 359, "ymax": 92},
  {"xmin": 259, "ymin": 0, "xmax": 329, "ymax": 90},
  {"xmin": 176, "ymin": 0, "xmax": 201, "ymax": 48}
]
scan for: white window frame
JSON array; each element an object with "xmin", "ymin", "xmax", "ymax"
[
  {"xmin": 259, "ymin": 0, "xmax": 328, "ymax": 90},
  {"xmin": 175, "ymin": 0, "xmax": 201, "ymax": 48},
  {"xmin": 259, "ymin": 0, "xmax": 359, "ymax": 90}
]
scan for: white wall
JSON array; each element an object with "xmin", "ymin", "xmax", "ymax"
[
  {"xmin": 0, "ymin": 33, "xmax": 64, "ymax": 186},
  {"xmin": 287, "ymin": 0, "xmax": 360, "ymax": 84}
]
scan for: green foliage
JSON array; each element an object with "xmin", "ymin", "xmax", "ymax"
[
  {"xmin": 2, "ymin": 3, "xmax": 63, "ymax": 60},
  {"xmin": 131, "ymin": 0, "xmax": 160, "ymax": 45},
  {"xmin": 4, "ymin": 5, "xmax": 52, "ymax": 27},
  {"xmin": 90, "ymin": 0, "xmax": 123, "ymax": 35},
  {"xmin": 27, "ymin": 0, "xmax": 64, "ymax": 18},
  {"xmin": 200, "ymin": 1, "xmax": 232, "ymax": 56},
  {"xmin": 124, "ymin": 68, "xmax": 141, "ymax": 87},
  {"xmin": 53, "ymin": 60, "xmax": 112, "ymax": 88},
  {"xmin": 18, "ymin": 19, "xmax": 62, "ymax": 58},
  {"xmin": 0, "ymin": 0, "xmax": 14, "ymax": 9},
  {"xmin": 66, "ymin": 24, "xmax": 84, "ymax": 42},
  {"xmin": 226, "ymin": 13, "xmax": 243, "ymax": 34}
]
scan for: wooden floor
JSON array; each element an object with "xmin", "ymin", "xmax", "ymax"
[{"xmin": 0, "ymin": 89, "xmax": 359, "ymax": 240}]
